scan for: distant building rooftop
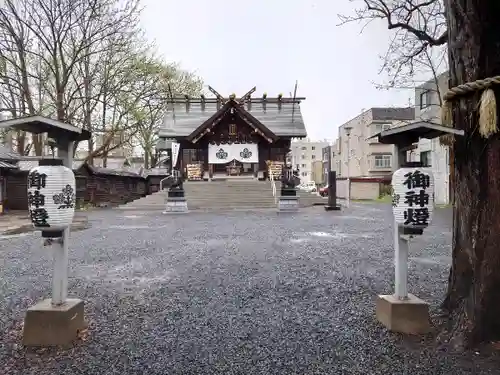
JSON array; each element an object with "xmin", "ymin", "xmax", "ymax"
[{"xmin": 371, "ymin": 107, "xmax": 415, "ymax": 121}]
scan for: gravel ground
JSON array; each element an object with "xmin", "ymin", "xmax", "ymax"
[{"xmin": 1, "ymin": 203, "xmax": 499, "ymax": 374}]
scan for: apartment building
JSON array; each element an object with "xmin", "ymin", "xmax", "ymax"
[
  {"xmin": 332, "ymin": 107, "xmax": 415, "ymax": 178},
  {"xmin": 288, "ymin": 139, "xmax": 330, "ymax": 182},
  {"xmin": 310, "ymin": 160, "xmax": 324, "ymax": 184},
  {"xmin": 410, "ymin": 72, "xmax": 451, "ymax": 204}
]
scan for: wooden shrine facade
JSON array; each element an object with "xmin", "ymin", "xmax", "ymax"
[{"xmin": 158, "ymin": 86, "xmax": 307, "ymax": 180}]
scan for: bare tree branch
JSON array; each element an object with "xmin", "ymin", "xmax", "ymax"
[
  {"xmin": 340, "ymin": 0, "xmax": 448, "ymax": 88},
  {"xmin": 0, "ymin": 0, "xmax": 203, "ymax": 164}
]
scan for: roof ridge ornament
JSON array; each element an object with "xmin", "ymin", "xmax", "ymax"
[
  {"xmin": 207, "ymin": 85, "xmax": 257, "ymax": 104},
  {"xmin": 208, "ymin": 85, "xmax": 227, "ymax": 104},
  {"xmin": 238, "ymin": 87, "xmax": 256, "ymax": 104}
]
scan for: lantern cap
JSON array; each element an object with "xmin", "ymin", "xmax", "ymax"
[
  {"xmin": 0, "ymin": 115, "xmax": 91, "ymax": 142},
  {"xmin": 368, "ymin": 120, "xmax": 464, "ymax": 146}
]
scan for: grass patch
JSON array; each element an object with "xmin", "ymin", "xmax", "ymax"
[
  {"xmin": 376, "ymin": 195, "xmax": 392, "ymax": 203},
  {"xmin": 343, "ymin": 195, "xmax": 392, "ymax": 204}
]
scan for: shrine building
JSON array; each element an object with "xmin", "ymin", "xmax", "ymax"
[{"xmin": 156, "ymin": 86, "xmax": 307, "ymax": 180}]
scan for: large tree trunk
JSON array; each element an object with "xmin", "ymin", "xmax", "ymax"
[{"xmin": 442, "ymin": 0, "xmax": 500, "ymax": 347}]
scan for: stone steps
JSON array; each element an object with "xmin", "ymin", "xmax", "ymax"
[
  {"xmin": 184, "ymin": 181, "xmax": 275, "ymax": 209},
  {"xmin": 118, "ymin": 180, "xmax": 326, "ymax": 210}
]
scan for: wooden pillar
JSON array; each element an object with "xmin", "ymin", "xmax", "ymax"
[
  {"xmin": 449, "ymin": 145, "xmax": 455, "ymax": 205},
  {"xmin": 0, "ymin": 174, "xmax": 4, "ymax": 215},
  {"xmin": 177, "ymin": 142, "xmax": 184, "ymax": 173},
  {"xmin": 203, "ymin": 144, "xmax": 209, "ymax": 172}
]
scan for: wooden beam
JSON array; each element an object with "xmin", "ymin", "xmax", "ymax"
[
  {"xmin": 191, "ymin": 110, "xmax": 228, "ymax": 143},
  {"xmin": 238, "ymin": 87, "xmax": 257, "ymax": 103},
  {"xmin": 186, "ymin": 101, "xmax": 232, "ymax": 142},
  {"xmin": 237, "ymin": 114, "xmax": 273, "ymax": 143},
  {"xmin": 233, "ymin": 105, "xmax": 278, "ymax": 142},
  {"xmin": 207, "ymin": 86, "xmax": 226, "ymax": 104},
  {"xmin": 165, "ymin": 97, "xmax": 306, "ymax": 104}
]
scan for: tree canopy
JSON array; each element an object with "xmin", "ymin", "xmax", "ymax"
[{"xmin": 0, "ymin": 0, "xmax": 203, "ymax": 164}]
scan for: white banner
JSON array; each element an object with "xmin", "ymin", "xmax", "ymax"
[
  {"xmin": 208, "ymin": 143, "xmax": 259, "ymax": 164},
  {"xmin": 234, "ymin": 143, "xmax": 258, "ymax": 163},
  {"xmin": 208, "ymin": 145, "xmax": 230, "ymax": 164},
  {"xmin": 171, "ymin": 141, "xmax": 180, "ymax": 167}
]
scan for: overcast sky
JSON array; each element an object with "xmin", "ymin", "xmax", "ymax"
[{"xmin": 141, "ymin": 0, "xmax": 420, "ymax": 140}]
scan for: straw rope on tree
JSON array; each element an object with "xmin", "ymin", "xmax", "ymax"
[{"xmin": 440, "ymin": 75, "xmax": 500, "ymax": 146}]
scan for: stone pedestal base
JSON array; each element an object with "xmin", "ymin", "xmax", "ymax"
[
  {"xmin": 164, "ymin": 197, "xmax": 188, "ymax": 213},
  {"xmin": 376, "ymin": 294, "xmax": 431, "ymax": 335},
  {"xmin": 278, "ymin": 196, "xmax": 299, "ymax": 212},
  {"xmin": 23, "ymin": 298, "xmax": 86, "ymax": 347},
  {"xmin": 324, "ymin": 204, "xmax": 341, "ymax": 211}
]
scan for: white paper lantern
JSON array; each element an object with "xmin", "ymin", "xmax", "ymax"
[
  {"xmin": 27, "ymin": 159, "xmax": 76, "ymax": 236},
  {"xmin": 391, "ymin": 167, "xmax": 434, "ymax": 228}
]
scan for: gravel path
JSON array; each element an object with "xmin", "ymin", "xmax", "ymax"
[{"xmin": 1, "ymin": 203, "xmax": 499, "ymax": 374}]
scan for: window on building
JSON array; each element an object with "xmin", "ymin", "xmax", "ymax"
[
  {"xmin": 374, "ymin": 123, "xmax": 391, "ymax": 135},
  {"xmin": 374, "ymin": 154, "xmax": 391, "ymax": 168},
  {"xmin": 420, "ymin": 90, "xmax": 433, "ymax": 109},
  {"xmin": 301, "ymin": 146, "xmax": 307, "ymax": 150},
  {"xmin": 311, "ymin": 155, "xmax": 316, "ymax": 160},
  {"xmin": 301, "ymin": 164, "xmax": 306, "ymax": 168},
  {"xmin": 301, "ymin": 154, "xmax": 306, "ymax": 159},
  {"xmin": 420, "ymin": 151, "xmax": 431, "ymax": 167},
  {"xmin": 301, "ymin": 171, "xmax": 308, "ymax": 177},
  {"xmin": 311, "ymin": 146, "xmax": 315, "ymax": 150}
]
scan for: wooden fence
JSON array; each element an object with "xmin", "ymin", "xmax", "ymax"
[{"xmin": 3, "ymin": 163, "xmax": 168, "ymax": 211}]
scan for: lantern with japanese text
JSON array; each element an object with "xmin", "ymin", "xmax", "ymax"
[
  {"xmin": 391, "ymin": 168, "xmax": 434, "ymax": 229},
  {"xmin": 27, "ymin": 159, "xmax": 76, "ymax": 237}
]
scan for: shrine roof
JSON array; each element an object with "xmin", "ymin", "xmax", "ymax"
[
  {"xmin": 158, "ymin": 97, "xmax": 307, "ymax": 138},
  {"xmin": 0, "ymin": 160, "xmax": 17, "ymax": 169},
  {"xmin": 80, "ymin": 164, "xmax": 143, "ymax": 178}
]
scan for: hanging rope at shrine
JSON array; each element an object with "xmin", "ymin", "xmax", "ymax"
[{"xmin": 440, "ymin": 75, "xmax": 500, "ymax": 146}]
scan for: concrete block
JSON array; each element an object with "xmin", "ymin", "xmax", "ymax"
[
  {"xmin": 164, "ymin": 199, "xmax": 188, "ymax": 213},
  {"xmin": 278, "ymin": 196, "xmax": 299, "ymax": 212},
  {"xmin": 376, "ymin": 294, "xmax": 431, "ymax": 335},
  {"xmin": 23, "ymin": 298, "xmax": 86, "ymax": 347}
]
